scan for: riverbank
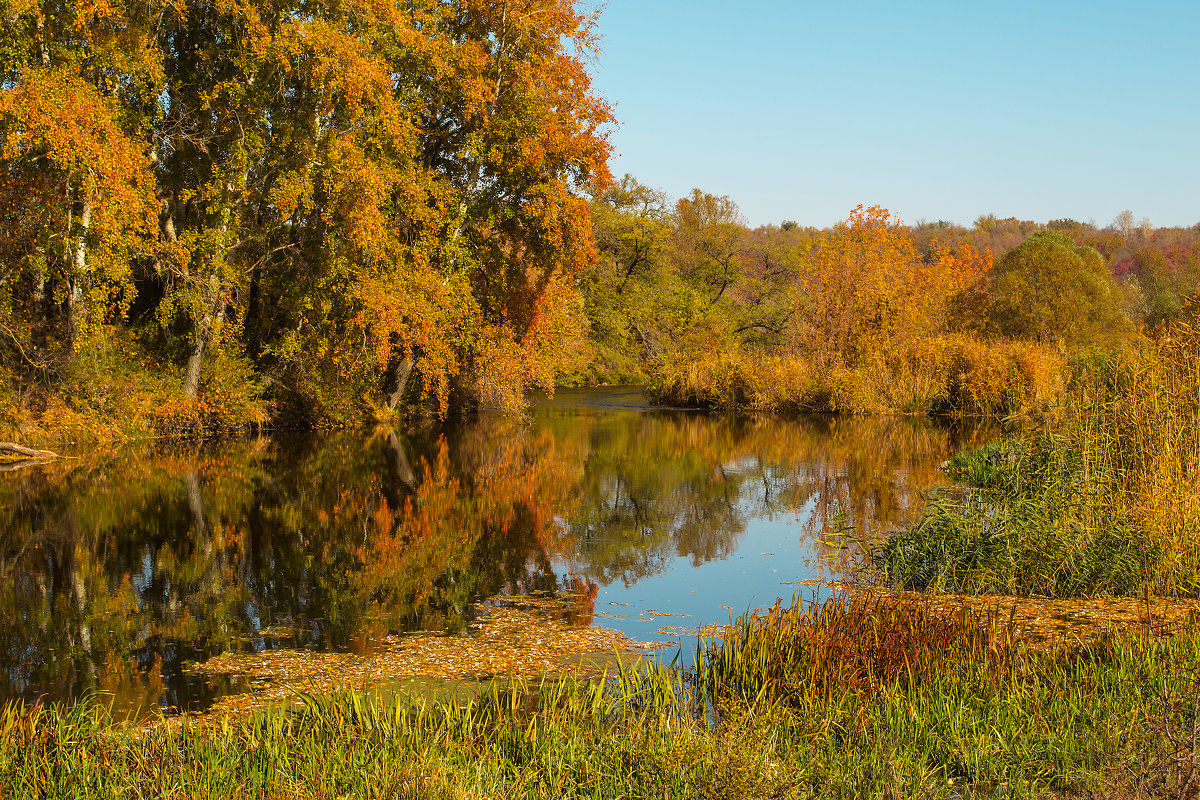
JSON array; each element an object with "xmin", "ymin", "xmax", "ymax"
[
  {"xmin": 647, "ymin": 334, "xmax": 1067, "ymax": 418},
  {"xmin": 3, "ymin": 596, "xmax": 1196, "ymax": 799},
  {"xmin": 0, "ymin": 329, "xmax": 1062, "ymax": 454},
  {"xmin": 0, "ymin": 333, "xmax": 272, "ymax": 451}
]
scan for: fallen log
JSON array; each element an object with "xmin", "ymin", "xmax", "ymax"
[{"xmin": 0, "ymin": 442, "xmax": 61, "ymax": 460}]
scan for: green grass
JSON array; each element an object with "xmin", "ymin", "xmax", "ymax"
[
  {"xmin": 4, "ymin": 597, "xmax": 1199, "ymax": 799},
  {"xmin": 870, "ymin": 427, "xmax": 1149, "ymax": 597}
]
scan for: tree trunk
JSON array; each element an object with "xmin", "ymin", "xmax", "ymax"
[
  {"xmin": 35, "ymin": 15, "xmax": 49, "ymax": 67},
  {"xmin": 183, "ymin": 279, "xmax": 226, "ymax": 399},
  {"xmin": 0, "ymin": 442, "xmax": 61, "ymax": 459},
  {"xmin": 31, "ymin": 272, "xmax": 47, "ymax": 359},
  {"xmin": 245, "ymin": 263, "xmax": 261, "ymax": 359},
  {"xmin": 183, "ymin": 331, "xmax": 205, "ymax": 400},
  {"xmin": 64, "ymin": 192, "xmax": 92, "ymax": 359},
  {"xmin": 386, "ymin": 356, "xmax": 415, "ymax": 412}
]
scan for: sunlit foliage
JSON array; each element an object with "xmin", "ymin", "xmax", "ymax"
[
  {"xmin": 0, "ymin": 0, "xmax": 613, "ymax": 428},
  {"xmin": 796, "ymin": 204, "xmax": 989, "ymax": 368},
  {"xmin": 981, "ymin": 230, "xmax": 1128, "ymax": 346}
]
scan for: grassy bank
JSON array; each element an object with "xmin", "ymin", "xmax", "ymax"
[
  {"xmin": 871, "ymin": 326, "xmax": 1200, "ymax": 597},
  {"xmin": 4, "ymin": 596, "xmax": 1198, "ymax": 799},
  {"xmin": 647, "ymin": 334, "xmax": 1065, "ymax": 418}
]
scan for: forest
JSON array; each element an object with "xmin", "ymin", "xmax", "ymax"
[{"xmin": 3, "ymin": 0, "xmax": 1198, "ymax": 446}]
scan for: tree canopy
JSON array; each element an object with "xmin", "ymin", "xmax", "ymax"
[
  {"xmin": 985, "ymin": 230, "xmax": 1128, "ymax": 346},
  {"xmin": 0, "ymin": 0, "xmax": 612, "ymax": 423}
]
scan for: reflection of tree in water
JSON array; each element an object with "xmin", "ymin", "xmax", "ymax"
[
  {"xmin": 0, "ymin": 429, "xmax": 577, "ymax": 715},
  {"xmin": 0, "ymin": 408, "xmax": 986, "ymax": 715},
  {"xmin": 793, "ymin": 417, "xmax": 999, "ymax": 558},
  {"xmin": 551, "ymin": 413, "xmax": 752, "ymax": 586},
  {"xmin": 544, "ymin": 412, "xmax": 994, "ymax": 586}
]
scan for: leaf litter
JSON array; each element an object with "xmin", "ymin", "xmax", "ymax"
[
  {"xmin": 185, "ymin": 595, "xmax": 664, "ymax": 720},
  {"xmin": 782, "ymin": 579, "xmax": 1200, "ymax": 645}
]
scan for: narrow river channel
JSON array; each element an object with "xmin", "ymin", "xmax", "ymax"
[{"xmin": 0, "ymin": 387, "xmax": 992, "ymax": 719}]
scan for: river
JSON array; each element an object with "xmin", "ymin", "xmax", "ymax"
[{"xmin": 0, "ymin": 387, "xmax": 991, "ymax": 719}]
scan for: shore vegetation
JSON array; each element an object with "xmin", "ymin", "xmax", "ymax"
[
  {"xmin": 872, "ymin": 301, "xmax": 1200, "ymax": 597},
  {"xmin": 4, "ymin": 595, "xmax": 1200, "ymax": 799}
]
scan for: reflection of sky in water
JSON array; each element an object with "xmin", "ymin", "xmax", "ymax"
[
  {"xmin": 535, "ymin": 388, "xmax": 945, "ymax": 663},
  {"xmin": 558, "ymin": 492, "xmax": 837, "ymax": 666}
]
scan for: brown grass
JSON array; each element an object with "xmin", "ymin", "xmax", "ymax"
[
  {"xmin": 700, "ymin": 593, "xmax": 1016, "ymax": 707},
  {"xmin": 647, "ymin": 334, "xmax": 1065, "ymax": 418}
]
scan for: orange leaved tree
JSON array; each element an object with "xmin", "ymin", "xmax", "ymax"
[
  {"xmin": 798, "ymin": 205, "xmax": 989, "ymax": 367},
  {"xmin": 0, "ymin": 1, "xmax": 158, "ymax": 368}
]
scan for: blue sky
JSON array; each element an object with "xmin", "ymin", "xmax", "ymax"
[{"xmin": 589, "ymin": 0, "xmax": 1200, "ymax": 228}]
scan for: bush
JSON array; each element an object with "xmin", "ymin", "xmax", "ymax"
[{"xmin": 902, "ymin": 336, "xmax": 1065, "ymax": 418}]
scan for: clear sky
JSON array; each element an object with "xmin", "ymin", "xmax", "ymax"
[{"xmin": 589, "ymin": 0, "xmax": 1200, "ymax": 229}]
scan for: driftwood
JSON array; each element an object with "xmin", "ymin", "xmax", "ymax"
[{"xmin": 0, "ymin": 442, "xmax": 61, "ymax": 460}]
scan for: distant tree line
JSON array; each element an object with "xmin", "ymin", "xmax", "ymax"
[{"xmin": 575, "ymin": 177, "xmax": 1198, "ymax": 388}]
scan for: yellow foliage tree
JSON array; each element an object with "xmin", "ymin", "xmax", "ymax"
[{"xmin": 798, "ymin": 205, "xmax": 989, "ymax": 367}]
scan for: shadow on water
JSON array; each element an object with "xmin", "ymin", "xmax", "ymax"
[{"xmin": 0, "ymin": 388, "xmax": 996, "ymax": 719}]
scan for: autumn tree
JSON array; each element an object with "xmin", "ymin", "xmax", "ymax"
[
  {"xmin": 1116, "ymin": 242, "xmax": 1200, "ymax": 331},
  {"xmin": 580, "ymin": 175, "xmax": 674, "ymax": 379},
  {"xmin": 985, "ymin": 230, "xmax": 1129, "ymax": 346},
  {"xmin": 0, "ymin": 0, "xmax": 158, "ymax": 369},
  {"xmin": 797, "ymin": 205, "xmax": 987, "ymax": 367},
  {"xmin": 672, "ymin": 189, "xmax": 746, "ymax": 307},
  {"xmin": 247, "ymin": 0, "xmax": 616, "ymax": 417},
  {"xmin": 578, "ymin": 180, "xmax": 808, "ymax": 383},
  {"xmin": 734, "ymin": 223, "xmax": 811, "ymax": 349},
  {"xmin": 122, "ymin": 0, "xmax": 610, "ymax": 417}
]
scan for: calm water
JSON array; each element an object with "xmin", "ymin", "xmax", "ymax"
[{"xmin": 0, "ymin": 388, "xmax": 991, "ymax": 717}]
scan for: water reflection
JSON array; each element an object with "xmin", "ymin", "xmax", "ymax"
[{"xmin": 0, "ymin": 390, "xmax": 991, "ymax": 717}]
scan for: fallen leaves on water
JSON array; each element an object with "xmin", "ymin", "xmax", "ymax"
[
  {"xmin": 185, "ymin": 597, "xmax": 663, "ymax": 720},
  {"xmin": 656, "ymin": 623, "xmax": 738, "ymax": 638},
  {"xmin": 796, "ymin": 580, "xmax": 1200, "ymax": 645}
]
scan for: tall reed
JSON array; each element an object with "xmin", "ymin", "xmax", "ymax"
[
  {"xmin": 874, "ymin": 322, "xmax": 1200, "ymax": 596},
  {"xmin": 646, "ymin": 334, "xmax": 1064, "ymax": 418}
]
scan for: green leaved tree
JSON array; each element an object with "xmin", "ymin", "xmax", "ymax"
[{"xmin": 985, "ymin": 230, "xmax": 1130, "ymax": 346}]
